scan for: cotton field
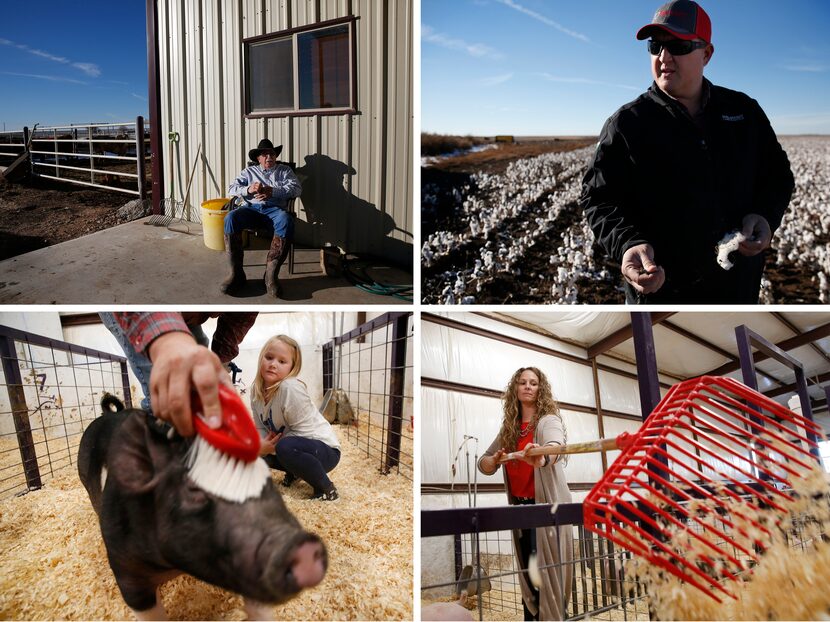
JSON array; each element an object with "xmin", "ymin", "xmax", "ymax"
[{"xmin": 421, "ymin": 136, "xmax": 829, "ymax": 305}]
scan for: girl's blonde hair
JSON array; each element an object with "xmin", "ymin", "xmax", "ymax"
[
  {"xmin": 498, "ymin": 366, "xmax": 566, "ymax": 452},
  {"xmin": 252, "ymin": 335, "xmax": 303, "ymax": 404}
]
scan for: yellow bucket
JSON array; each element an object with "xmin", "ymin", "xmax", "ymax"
[{"xmin": 200, "ymin": 198, "xmax": 230, "ymax": 250}]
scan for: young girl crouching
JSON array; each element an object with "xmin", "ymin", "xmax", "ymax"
[{"xmin": 251, "ymin": 334, "xmax": 341, "ymax": 500}]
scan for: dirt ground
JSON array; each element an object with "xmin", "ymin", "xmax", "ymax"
[
  {"xmin": 424, "ymin": 138, "xmax": 596, "ymax": 176},
  {"xmin": 0, "ymin": 175, "xmax": 143, "ymax": 261}
]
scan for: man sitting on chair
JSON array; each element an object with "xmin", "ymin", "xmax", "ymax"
[{"xmin": 222, "ymin": 138, "xmax": 302, "ymax": 298}]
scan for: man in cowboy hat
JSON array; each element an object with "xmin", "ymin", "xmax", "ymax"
[
  {"xmin": 579, "ymin": 0, "xmax": 793, "ymax": 304},
  {"xmin": 222, "ymin": 138, "xmax": 302, "ymax": 297}
]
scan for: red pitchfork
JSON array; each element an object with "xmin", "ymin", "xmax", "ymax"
[{"xmin": 582, "ymin": 375, "xmax": 824, "ymax": 602}]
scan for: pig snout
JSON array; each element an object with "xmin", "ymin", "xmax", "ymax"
[
  {"xmin": 289, "ymin": 538, "xmax": 326, "ymax": 589},
  {"xmin": 257, "ymin": 532, "xmax": 328, "ymax": 602}
]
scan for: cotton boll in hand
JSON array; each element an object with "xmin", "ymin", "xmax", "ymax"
[{"xmin": 716, "ymin": 231, "xmax": 747, "ymax": 270}]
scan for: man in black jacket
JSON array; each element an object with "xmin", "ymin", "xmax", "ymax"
[{"xmin": 579, "ymin": 0, "xmax": 794, "ymax": 303}]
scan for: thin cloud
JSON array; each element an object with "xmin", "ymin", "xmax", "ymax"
[
  {"xmin": 131, "ymin": 92, "xmax": 148, "ymax": 101},
  {"xmin": 422, "ymin": 25, "xmax": 503, "ymax": 59},
  {"xmin": 0, "ymin": 71, "xmax": 87, "ymax": 85},
  {"xmin": 72, "ymin": 62, "xmax": 102, "ymax": 77},
  {"xmin": 495, "ymin": 0, "xmax": 590, "ymax": 44},
  {"xmin": 538, "ymin": 72, "xmax": 639, "ymax": 91},
  {"xmin": 478, "ymin": 73, "xmax": 513, "ymax": 86},
  {"xmin": 779, "ymin": 63, "xmax": 828, "ymax": 73},
  {"xmin": 0, "ymin": 37, "xmax": 101, "ymax": 77}
]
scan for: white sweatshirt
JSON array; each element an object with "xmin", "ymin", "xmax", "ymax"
[{"xmin": 251, "ymin": 377, "xmax": 341, "ymax": 453}]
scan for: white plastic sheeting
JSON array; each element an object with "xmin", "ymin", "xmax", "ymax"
[
  {"xmin": 596, "ymin": 369, "xmax": 644, "ymax": 416},
  {"xmin": 422, "ymin": 321, "xmax": 597, "ymax": 409},
  {"xmin": 61, "ymin": 312, "xmax": 358, "ymax": 409},
  {"xmin": 421, "ymin": 387, "xmax": 502, "ymax": 486},
  {"xmin": 506, "ymin": 311, "xmax": 630, "ymax": 347},
  {"xmin": 429, "ymin": 312, "xmax": 588, "ymax": 359}
]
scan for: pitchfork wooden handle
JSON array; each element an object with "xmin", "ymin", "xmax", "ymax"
[{"xmin": 497, "ymin": 432, "xmax": 633, "ymax": 463}]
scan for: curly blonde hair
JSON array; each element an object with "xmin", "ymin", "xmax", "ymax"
[
  {"xmin": 498, "ymin": 366, "xmax": 566, "ymax": 451},
  {"xmin": 251, "ymin": 335, "xmax": 303, "ymax": 404}
]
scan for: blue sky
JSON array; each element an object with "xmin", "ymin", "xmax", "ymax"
[
  {"xmin": 422, "ymin": 0, "xmax": 830, "ymax": 136},
  {"xmin": 0, "ymin": 1, "xmax": 147, "ymax": 131}
]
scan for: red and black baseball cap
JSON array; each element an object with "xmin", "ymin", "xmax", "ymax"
[{"xmin": 636, "ymin": 0, "xmax": 712, "ymax": 43}]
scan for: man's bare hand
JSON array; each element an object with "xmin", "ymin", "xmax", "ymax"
[
  {"xmin": 248, "ymin": 181, "xmax": 262, "ymax": 195},
  {"xmin": 738, "ymin": 214, "xmax": 772, "ymax": 257},
  {"xmin": 621, "ymin": 243, "xmax": 666, "ymax": 294},
  {"xmin": 253, "ymin": 185, "xmax": 273, "ymax": 201},
  {"xmin": 147, "ymin": 332, "xmax": 231, "ymax": 436}
]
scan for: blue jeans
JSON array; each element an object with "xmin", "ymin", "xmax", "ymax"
[
  {"xmin": 224, "ymin": 203, "xmax": 293, "ymax": 239},
  {"xmin": 99, "ymin": 313, "xmax": 153, "ymax": 412},
  {"xmin": 265, "ymin": 436, "xmax": 340, "ymax": 493}
]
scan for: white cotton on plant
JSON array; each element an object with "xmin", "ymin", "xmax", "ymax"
[{"xmin": 716, "ymin": 230, "xmax": 747, "ymax": 270}]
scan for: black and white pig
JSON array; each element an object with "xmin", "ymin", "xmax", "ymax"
[{"xmin": 78, "ymin": 394, "xmax": 327, "ymax": 620}]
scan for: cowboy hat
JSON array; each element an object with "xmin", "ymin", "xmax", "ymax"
[{"xmin": 249, "ymin": 138, "xmax": 283, "ymax": 162}]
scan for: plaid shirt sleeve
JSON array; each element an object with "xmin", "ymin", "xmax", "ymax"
[
  {"xmin": 210, "ymin": 312, "xmax": 258, "ymax": 363},
  {"xmin": 113, "ymin": 312, "xmax": 191, "ymax": 357}
]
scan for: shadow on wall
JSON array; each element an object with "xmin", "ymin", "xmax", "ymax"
[{"xmin": 295, "ymin": 154, "xmax": 412, "ymax": 268}]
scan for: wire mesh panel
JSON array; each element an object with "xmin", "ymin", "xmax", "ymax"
[
  {"xmin": 421, "ymin": 505, "xmax": 650, "ymax": 621},
  {"xmin": 332, "ymin": 312, "xmax": 413, "ymax": 480},
  {"xmin": 0, "ymin": 325, "xmax": 129, "ymax": 499}
]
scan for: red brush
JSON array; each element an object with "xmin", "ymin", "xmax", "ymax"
[{"xmin": 186, "ymin": 384, "xmax": 270, "ymax": 503}]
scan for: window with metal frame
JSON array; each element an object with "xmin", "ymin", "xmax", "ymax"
[{"xmin": 244, "ymin": 18, "xmax": 355, "ymax": 117}]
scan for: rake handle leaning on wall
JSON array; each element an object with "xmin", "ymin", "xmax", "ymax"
[{"xmin": 497, "ymin": 432, "xmax": 634, "ymax": 463}]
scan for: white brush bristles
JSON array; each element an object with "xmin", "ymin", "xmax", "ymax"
[{"xmin": 185, "ymin": 436, "xmax": 270, "ymax": 503}]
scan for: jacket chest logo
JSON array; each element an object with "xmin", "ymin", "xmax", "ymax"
[{"xmin": 721, "ymin": 114, "xmax": 745, "ymax": 122}]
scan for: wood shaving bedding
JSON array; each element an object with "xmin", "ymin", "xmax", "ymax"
[
  {"xmin": 0, "ymin": 428, "xmax": 412, "ymax": 620},
  {"xmin": 624, "ymin": 464, "xmax": 830, "ymax": 620}
]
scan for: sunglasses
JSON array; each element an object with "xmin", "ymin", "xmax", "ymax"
[{"xmin": 647, "ymin": 39, "xmax": 708, "ymax": 56}]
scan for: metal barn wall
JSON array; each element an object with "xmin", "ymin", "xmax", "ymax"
[{"xmin": 154, "ymin": 0, "xmax": 413, "ymax": 265}]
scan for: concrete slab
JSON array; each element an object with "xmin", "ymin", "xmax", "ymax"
[{"xmin": 0, "ymin": 217, "xmax": 413, "ymax": 305}]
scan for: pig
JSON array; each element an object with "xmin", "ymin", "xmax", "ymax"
[
  {"xmin": 78, "ymin": 394, "xmax": 327, "ymax": 621},
  {"xmin": 420, "ymin": 596, "xmax": 474, "ymax": 621}
]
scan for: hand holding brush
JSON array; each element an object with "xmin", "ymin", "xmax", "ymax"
[{"xmin": 148, "ymin": 331, "xmax": 231, "ymax": 436}]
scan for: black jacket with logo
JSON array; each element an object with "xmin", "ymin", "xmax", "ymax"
[{"xmin": 579, "ymin": 79, "xmax": 794, "ymax": 303}]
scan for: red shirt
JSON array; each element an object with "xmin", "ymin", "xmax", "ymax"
[{"xmin": 505, "ymin": 422, "xmax": 535, "ymax": 499}]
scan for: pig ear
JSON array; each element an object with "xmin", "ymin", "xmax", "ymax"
[{"xmin": 109, "ymin": 412, "xmax": 174, "ymax": 495}]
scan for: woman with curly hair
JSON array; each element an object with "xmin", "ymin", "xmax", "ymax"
[{"xmin": 478, "ymin": 367, "xmax": 573, "ymax": 621}]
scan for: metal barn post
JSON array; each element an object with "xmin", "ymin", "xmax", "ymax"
[
  {"xmin": 22, "ymin": 126, "xmax": 30, "ymax": 174},
  {"xmin": 384, "ymin": 313, "xmax": 408, "ymax": 473},
  {"xmin": 145, "ymin": 0, "xmax": 163, "ymax": 215},
  {"xmin": 322, "ymin": 342, "xmax": 333, "ymax": 393},
  {"xmin": 136, "ymin": 116, "xmax": 146, "ymax": 199},
  {"xmin": 630, "ymin": 312, "xmax": 661, "ymax": 418},
  {"xmin": 120, "ymin": 360, "xmax": 133, "ymax": 409},
  {"xmin": 0, "ymin": 331, "xmax": 42, "ymax": 491},
  {"xmin": 734, "ymin": 324, "xmax": 821, "ymax": 459}
]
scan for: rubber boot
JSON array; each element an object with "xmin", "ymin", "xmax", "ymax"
[
  {"xmin": 220, "ymin": 233, "xmax": 246, "ymax": 295},
  {"xmin": 264, "ymin": 235, "xmax": 290, "ymax": 298}
]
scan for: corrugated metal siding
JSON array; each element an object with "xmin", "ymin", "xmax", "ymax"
[{"xmin": 156, "ymin": 0, "xmax": 412, "ymax": 266}]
